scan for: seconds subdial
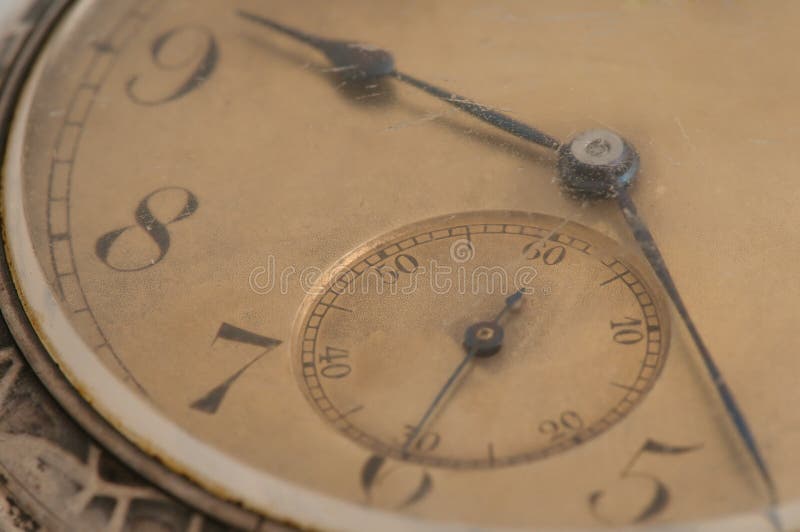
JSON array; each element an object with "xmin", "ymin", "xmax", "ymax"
[{"xmin": 293, "ymin": 211, "xmax": 670, "ymax": 469}]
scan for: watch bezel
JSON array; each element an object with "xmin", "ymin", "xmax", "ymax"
[{"xmin": 0, "ymin": 1, "xmax": 266, "ymax": 529}]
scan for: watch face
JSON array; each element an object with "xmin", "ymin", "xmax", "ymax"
[{"xmin": 1, "ymin": 0, "xmax": 799, "ymax": 530}]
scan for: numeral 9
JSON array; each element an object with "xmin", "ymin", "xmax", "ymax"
[{"xmin": 127, "ymin": 26, "xmax": 218, "ymax": 106}]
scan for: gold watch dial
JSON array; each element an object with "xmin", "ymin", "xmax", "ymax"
[{"xmin": 2, "ymin": 0, "xmax": 800, "ymax": 530}]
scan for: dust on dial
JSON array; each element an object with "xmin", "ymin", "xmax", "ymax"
[
  {"xmin": 295, "ymin": 211, "xmax": 670, "ymax": 469},
  {"xmin": 3, "ymin": 0, "xmax": 800, "ymax": 530}
]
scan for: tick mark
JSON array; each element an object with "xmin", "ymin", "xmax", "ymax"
[
  {"xmin": 600, "ymin": 270, "xmax": 628, "ymax": 286},
  {"xmin": 338, "ymin": 404, "xmax": 364, "ymax": 419},
  {"xmin": 325, "ymin": 303, "xmax": 353, "ymax": 313},
  {"xmin": 610, "ymin": 381, "xmax": 641, "ymax": 393}
]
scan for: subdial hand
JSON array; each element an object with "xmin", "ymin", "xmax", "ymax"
[
  {"xmin": 402, "ymin": 290, "xmax": 524, "ymax": 456},
  {"xmin": 237, "ymin": 11, "xmax": 560, "ymax": 150}
]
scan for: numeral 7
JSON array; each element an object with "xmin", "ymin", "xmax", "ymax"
[{"xmin": 190, "ymin": 322, "xmax": 282, "ymax": 414}]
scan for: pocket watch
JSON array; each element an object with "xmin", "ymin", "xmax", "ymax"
[{"xmin": 1, "ymin": 1, "xmax": 799, "ymax": 531}]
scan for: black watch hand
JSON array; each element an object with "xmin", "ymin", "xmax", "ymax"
[
  {"xmin": 615, "ymin": 189, "xmax": 781, "ymax": 528},
  {"xmin": 237, "ymin": 10, "xmax": 560, "ymax": 150},
  {"xmin": 402, "ymin": 290, "xmax": 523, "ymax": 455},
  {"xmin": 561, "ymin": 133, "xmax": 781, "ymax": 529}
]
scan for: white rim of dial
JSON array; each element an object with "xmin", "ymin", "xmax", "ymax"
[{"xmin": 0, "ymin": 1, "xmax": 789, "ymax": 531}]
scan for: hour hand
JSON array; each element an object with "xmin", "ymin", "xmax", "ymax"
[
  {"xmin": 237, "ymin": 10, "xmax": 561, "ymax": 150},
  {"xmin": 237, "ymin": 10, "xmax": 395, "ymax": 81}
]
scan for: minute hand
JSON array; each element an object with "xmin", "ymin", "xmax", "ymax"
[
  {"xmin": 237, "ymin": 10, "xmax": 560, "ymax": 150},
  {"xmin": 562, "ymin": 130, "xmax": 780, "ymax": 528},
  {"xmin": 392, "ymin": 72, "xmax": 560, "ymax": 150},
  {"xmin": 616, "ymin": 189, "xmax": 780, "ymax": 511}
]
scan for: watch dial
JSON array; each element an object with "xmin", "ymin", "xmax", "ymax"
[{"xmin": 3, "ymin": 1, "xmax": 800, "ymax": 530}]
